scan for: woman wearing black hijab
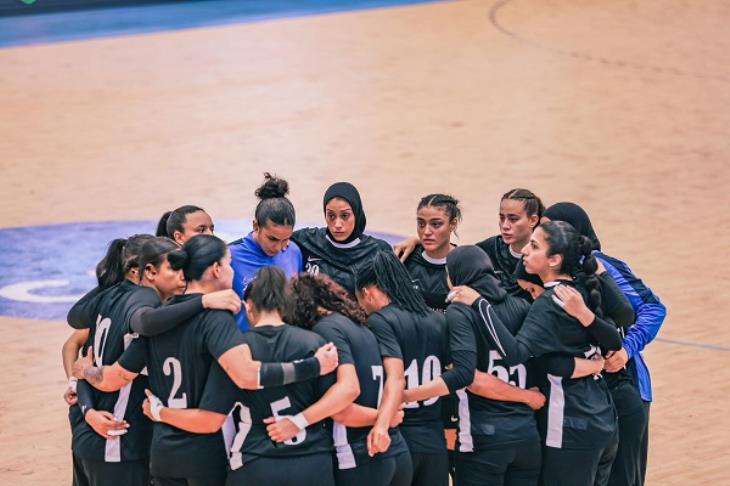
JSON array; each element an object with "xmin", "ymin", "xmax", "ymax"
[
  {"xmin": 292, "ymin": 182, "xmax": 392, "ymax": 295},
  {"xmin": 402, "ymin": 246, "xmax": 544, "ymax": 486},
  {"xmin": 542, "ymin": 202, "xmax": 665, "ymax": 486}
]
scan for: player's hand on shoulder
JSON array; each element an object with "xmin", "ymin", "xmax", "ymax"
[
  {"xmin": 315, "ymin": 342, "xmax": 339, "ymax": 375},
  {"xmin": 203, "ymin": 289, "xmax": 242, "ymax": 315},
  {"xmin": 393, "ymin": 236, "xmax": 419, "ymax": 262},
  {"xmin": 447, "ymin": 286, "xmax": 480, "ymax": 306}
]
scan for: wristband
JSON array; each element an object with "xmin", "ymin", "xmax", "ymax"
[
  {"xmin": 68, "ymin": 377, "xmax": 78, "ymax": 393},
  {"xmin": 147, "ymin": 393, "xmax": 164, "ymax": 422},
  {"xmin": 290, "ymin": 413, "xmax": 309, "ymax": 431}
]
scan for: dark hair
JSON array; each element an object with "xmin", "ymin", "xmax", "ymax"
[
  {"xmin": 286, "ymin": 273, "xmax": 367, "ymax": 329},
  {"xmin": 501, "ymin": 188, "xmax": 545, "ymax": 219},
  {"xmin": 355, "ymin": 251, "xmax": 430, "ymax": 316},
  {"xmin": 156, "ymin": 205, "xmax": 206, "ymax": 238},
  {"xmin": 254, "ymin": 173, "xmax": 296, "ymax": 228},
  {"xmin": 96, "ymin": 234, "xmax": 153, "ymax": 288},
  {"xmin": 167, "ymin": 234, "xmax": 227, "ymax": 282},
  {"xmin": 540, "ymin": 221, "xmax": 602, "ymax": 317},
  {"xmin": 138, "ymin": 237, "xmax": 180, "ymax": 281},
  {"xmin": 417, "ymin": 193, "xmax": 462, "ymax": 223},
  {"xmin": 244, "ymin": 266, "xmax": 287, "ymax": 313}
]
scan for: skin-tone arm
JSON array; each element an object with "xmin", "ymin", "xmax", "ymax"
[
  {"xmin": 332, "ymin": 403, "xmax": 405, "ymax": 429},
  {"xmin": 367, "ymin": 357, "xmax": 405, "ymax": 456},
  {"xmin": 72, "ymin": 346, "xmax": 140, "ymax": 392},
  {"xmin": 467, "ymin": 372, "xmax": 545, "ymax": 410},
  {"xmin": 265, "ymin": 363, "xmax": 360, "ymax": 443},
  {"xmin": 572, "ymin": 355, "xmax": 605, "ymax": 378},
  {"xmin": 62, "ymin": 329, "xmax": 89, "ymax": 405},
  {"xmin": 392, "ymin": 236, "xmax": 420, "ymax": 263},
  {"xmin": 142, "ymin": 390, "xmax": 227, "ymax": 434}
]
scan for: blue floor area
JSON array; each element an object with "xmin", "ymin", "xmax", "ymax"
[{"xmin": 0, "ymin": 0, "xmax": 442, "ymax": 48}]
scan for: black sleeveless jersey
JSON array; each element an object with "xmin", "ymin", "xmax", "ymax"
[
  {"xmin": 200, "ymin": 325, "xmax": 335, "ymax": 470},
  {"xmin": 312, "ymin": 313, "xmax": 409, "ymax": 469},
  {"xmin": 367, "ymin": 305, "xmax": 449, "ymax": 454},
  {"xmin": 67, "ymin": 281, "xmax": 155, "ymax": 463},
  {"xmin": 404, "ymin": 245, "xmax": 449, "ymax": 313},
  {"xmin": 292, "ymin": 227, "xmax": 392, "ymax": 295},
  {"xmin": 117, "ymin": 293, "xmax": 245, "ymax": 478}
]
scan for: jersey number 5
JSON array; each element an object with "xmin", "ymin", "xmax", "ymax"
[
  {"xmin": 488, "ymin": 350, "xmax": 527, "ymax": 388},
  {"xmin": 270, "ymin": 397, "xmax": 307, "ymax": 446}
]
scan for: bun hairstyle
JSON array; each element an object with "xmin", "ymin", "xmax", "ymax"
[
  {"xmin": 244, "ymin": 266, "xmax": 288, "ymax": 313},
  {"xmin": 156, "ymin": 205, "xmax": 206, "ymax": 238},
  {"xmin": 356, "ymin": 251, "xmax": 430, "ymax": 316},
  {"xmin": 501, "ymin": 188, "xmax": 546, "ymax": 220},
  {"xmin": 138, "ymin": 237, "xmax": 180, "ymax": 281},
  {"xmin": 254, "ymin": 172, "xmax": 296, "ymax": 228},
  {"xmin": 96, "ymin": 234, "xmax": 154, "ymax": 288},
  {"xmin": 417, "ymin": 193, "xmax": 462, "ymax": 223},
  {"xmin": 167, "ymin": 234, "xmax": 227, "ymax": 282},
  {"xmin": 286, "ymin": 273, "xmax": 368, "ymax": 329},
  {"xmin": 540, "ymin": 221, "xmax": 602, "ymax": 317}
]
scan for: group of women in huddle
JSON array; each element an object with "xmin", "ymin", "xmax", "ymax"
[{"xmin": 61, "ymin": 175, "xmax": 666, "ymax": 486}]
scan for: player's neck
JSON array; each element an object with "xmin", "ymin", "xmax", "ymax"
[{"xmin": 251, "ymin": 310, "xmax": 285, "ymax": 327}]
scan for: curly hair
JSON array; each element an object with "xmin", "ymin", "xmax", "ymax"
[{"xmin": 286, "ymin": 273, "xmax": 368, "ymax": 329}]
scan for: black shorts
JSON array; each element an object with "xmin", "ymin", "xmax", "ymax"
[
  {"xmin": 454, "ymin": 440, "xmax": 541, "ymax": 486},
  {"xmin": 410, "ymin": 452, "xmax": 449, "ymax": 486},
  {"xmin": 335, "ymin": 452, "xmax": 412, "ymax": 486},
  {"xmin": 540, "ymin": 433, "xmax": 618, "ymax": 486},
  {"xmin": 225, "ymin": 454, "xmax": 334, "ymax": 486},
  {"xmin": 73, "ymin": 454, "xmax": 149, "ymax": 486},
  {"xmin": 153, "ymin": 474, "xmax": 225, "ymax": 486}
]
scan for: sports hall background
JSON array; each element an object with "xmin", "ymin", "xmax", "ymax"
[{"xmin": 1, "ymin": 0, "xmax": 729, "ymax": 483}]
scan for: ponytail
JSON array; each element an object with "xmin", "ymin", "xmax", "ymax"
[
  {"xmin": 158, "ymin": 205, "xmax": 206, "ymax": 238},
  {"xmin": 577, "ymin": 235, "xmax": 602, "ymax": 318},
  {"xmin": 167, "ymin": 234, "xmax": 226, "ymax": 282},
  {"xmin": 156, "ymin": 212, "xmax": 172, "ymax": 237},
  {"xmin": 96, "ymin": 234, "xmax": 153, "ymax": 288},
  {"xmin": 356, "ymin": 251, "xmax": 429, "ymax": 316}
]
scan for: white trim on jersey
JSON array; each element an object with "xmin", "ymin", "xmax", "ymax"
[
  {"xmin": 333, "ymin": 422, "xmax": 357, "ymax": 469},
  {"xmin": 229, "ymin": 403, "xmax": 253, "ymax": 471},
  {"xmin": 104, "ymin": 332, "xmax": 136, "ymax": 462},
  {"xmin": 477, "ymin": 299, "xmax": 506, "ymax": 357},
  {"xmin": 508, "ymin": 246, "xmax": 522, "ymax": 259},
  {"xmin": 546, "ymin": 374, "xmax": 565, "ymax": 448},
  {"xmin": 456, "ymin": 388, "xmax": 474, "ymax": 452},
  {"xmin": 421, "ymin": 252, "xmax": 447, "ymax": 265},
  {"xmin": 325, "ymin": 235, "xmax": 361, "ymax": 249}
]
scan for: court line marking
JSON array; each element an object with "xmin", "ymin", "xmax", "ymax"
[
  {"xmin": 654, "ymin": 337, "xmax": 730, "ymax": 353},
  {"xmin": 487, "ymin": 0, "xmax": 730, "ymax": 84}
]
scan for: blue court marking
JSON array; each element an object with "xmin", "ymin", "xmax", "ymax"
[
  {"xmin": 0, "ymin": 0, "xmax": 443, "ymax": 48},
  {"xmin": 0, "ymin": 220, "xmax": 404, "ymax": 321},
  {"xmin": 654, "ymin": 337, "xmax": 730, "ymax": 353}
]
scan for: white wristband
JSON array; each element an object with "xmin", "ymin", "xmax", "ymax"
[
  {"xmin": 68, "ymin": 377, "xmax": 78, "ymax": 393},
  {"xmin": 148, "ymin": 393, "xmax": 164, "ymax": 422},
  {"xmin": 290, "ymin": 413, "xmax": 309, "ymax": 431}
]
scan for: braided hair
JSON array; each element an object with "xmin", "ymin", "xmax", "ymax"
[
  {"xmin": 540, "ymin": 221, "xmax": 602, "ymax": 317},
  {"xmin": 501, "ymin": 188, "xmax": 545, "ymax": 220},
  {"xmin": 286, "ymin": 273, "xmax": 368, "ymax": 329},
  {"xmin": 356, "ymin": 251, "xmax": 430, "ymax": 316}
]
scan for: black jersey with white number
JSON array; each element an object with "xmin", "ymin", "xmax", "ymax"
[
  {"xmin": 475, "ymin": 236, "xmax": 531, "ymax": 301},
  {"xmin": 448, "ymin": 296, "xmax": 539, "ymax": 452},
  {"xmin": 68, "ymin": 280, "xmax": 155, "ymax": 463},
  {"xmin": 404, "ymin": 245, "xmax": 449, "ymax": 313},
  {"xmin": 200, "ymin": 324, "xmax": 335, "ymax": 470},
  {"xmin": 311, "ymin": 313, "xmax": 409, "ymax": 469},
  {"xmin": 117, "ymin": 293, "xmax": 244, "ymax": 478},
  {"xmin": 517, "ymin": 283, "xmax": 617, "ymax": 450},
  {"xmin": 367, "ymin": 305, "xmax": 449, "ymax": 454},
  {"xmin": 292, "ymin": 227, "xmax": 393, "ymax": 295}
]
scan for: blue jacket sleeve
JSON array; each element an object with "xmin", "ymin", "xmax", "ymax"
[{"xmin": 597, "ymin": 254, "xmax": 667, "ymax": 359}]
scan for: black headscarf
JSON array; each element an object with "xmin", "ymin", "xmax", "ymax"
[
  {"xmin": 513, "ymin": 258, "xmax": 543, "ymax": 287},
  {"xmin": 323, "ymin": 182, "xmax": 367, "ymax": 245},
  {"xmin": 446, "ymin": 246, "xmax": 507, "ymax": 302},
  {"xmin": 543, "ymin": 202, "xmax": 602, "ymax": 251}
]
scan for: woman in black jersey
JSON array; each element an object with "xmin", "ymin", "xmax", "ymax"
[
  {"xmin": 404, "ymin": 194, "xmax": 461, "ymax": 313},
  {"xmin": 541, "ymin": 203, "xmax": 649, "ymax": 486},
  {"xmin": 284, "ymin": 273, "xmax": 412, "ymax": 486},
  {"xmin": 292, "ymin": 182, "xmax": 392, "ymax": 295},
  {"xmin": 451, "ymin": 222, "xmax": 621, "ymax": 486},
  {"xmin": 72, "ymin": 237, "xmax": 338, "ymax": 486},
  {"xmin": 135, "ymin": 266, "xmax": 347, "ymax": 486},
  {"xmin": 156, "ymin": 205, "xmax": 214, "ymax": 244},
  {"xmin": 355, "ymin": 251, "xmax": 448, "ymax": 486}
]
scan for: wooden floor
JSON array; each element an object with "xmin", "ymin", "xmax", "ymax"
[{"xmin": 1, "ymin": 0, "xmax": 729, "ymax": 483}]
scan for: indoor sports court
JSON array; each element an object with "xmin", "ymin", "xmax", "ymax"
[{"xmin": 1, "ymin": 0, "xmax": 728, "ymax": 484}]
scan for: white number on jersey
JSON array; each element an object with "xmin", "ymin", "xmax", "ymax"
[
  {"xmin": 93, "ymin": 315, "xmax": 112, "ymax": 367},
  {"xmin": 270, "ymin": 396, "xmax": 306, "ymax": 445},
  {"xmin": 371, "ymin": 365, "xmax": 384, "ymax": 407},
  {"xmin": 403, "ymin": 355, "xmax": 442, "ymax": 409},
  {"xmin": 162, "ymin": 357, "xmax": 188, "ymax": 408},
  {"xmin": 487, "ymin": 350, "xmax": 527, "ymax": 389}
]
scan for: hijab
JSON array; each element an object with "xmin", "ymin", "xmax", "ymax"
[
  {"xmin": 446, "ymin": 245, "xmax": 507, "ymax": 302},
  {"xmin": 543, "ymin": 202, "xmax": 602, "ymax": 251},
  {"xmin": 323, "ymin": 182, "xmax": 367, "ymax": 245}
]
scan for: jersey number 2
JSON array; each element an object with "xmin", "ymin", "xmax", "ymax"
[{"xmin": 163, "ymin": 357, "xmax": 188, "ymax": 408}]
